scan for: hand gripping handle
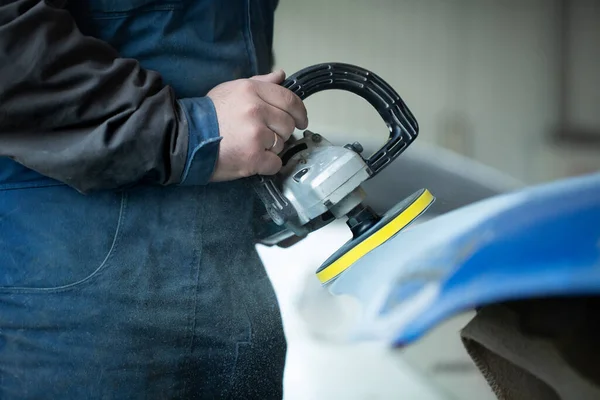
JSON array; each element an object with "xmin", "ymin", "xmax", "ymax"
[{"xmin": 281, "ymin": 62, "xmax": 419, "ymax": 175}]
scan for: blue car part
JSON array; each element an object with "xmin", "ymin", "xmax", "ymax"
[{"xmin": 326, "ymin": 172, "xmax": 600, "ymax": 346}]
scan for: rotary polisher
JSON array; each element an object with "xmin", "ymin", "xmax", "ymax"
[{"xmin": 252, "ymin": 63, "xmax": 435, "ymax": 285}]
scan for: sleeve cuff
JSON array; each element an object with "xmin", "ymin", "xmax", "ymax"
[{"xmin": 177, "ymin": 97, "xmax": 222, "ymax": 185}]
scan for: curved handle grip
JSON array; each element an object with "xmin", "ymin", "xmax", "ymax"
[{"xmin": 281, "ymin": 62, "xmax": 419, "ymax": 175}]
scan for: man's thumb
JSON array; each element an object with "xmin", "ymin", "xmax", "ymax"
[{"xmin": 250, "ymin": 69, "xmax": 286, "ymax": 84}]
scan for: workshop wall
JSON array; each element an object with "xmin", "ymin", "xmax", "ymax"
[{"xmin": 272, "ymin": 0, "xmax": 600, "ymax": 184}]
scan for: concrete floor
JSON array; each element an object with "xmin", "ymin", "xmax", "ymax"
[{"xmin": 258, "ymin": 221, "xmax": 497, "ymax": 400}]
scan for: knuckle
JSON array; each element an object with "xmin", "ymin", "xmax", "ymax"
[
  {"xmin": 285, "ymin": 115, "xmax": 296, "ymax": 133},
  {"xmin": 245, "ymin": 102, "xmax": 263, "ymax": 119},
  {"xmin": 283, "ymin": 90, "xmax": 297, "ymax": 107},
  {"xmin": 247, "ymin": 123, "xmax": 264, "ymax": 140},
  {"xmin": 239, "ymin": 79, "xmax": 255, "ymax": 93}
]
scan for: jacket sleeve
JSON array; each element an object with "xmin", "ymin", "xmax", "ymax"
[{"xmin": 0, "ymin": 0, "xmax": 221, "ymax": 193}]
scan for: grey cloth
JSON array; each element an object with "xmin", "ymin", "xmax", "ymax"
[{"xmin": 461, "ymin": 298, "xmax": 600, "ymax": 400}]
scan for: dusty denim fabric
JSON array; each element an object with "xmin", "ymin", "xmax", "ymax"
[{"xmin": 0, "ymin": 0, "xmax": 286, "ymax": 398}]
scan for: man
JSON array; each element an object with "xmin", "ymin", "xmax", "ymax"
[{"xmin": 0, "ymin": 0, "xmax": 308, "ymax": 398}]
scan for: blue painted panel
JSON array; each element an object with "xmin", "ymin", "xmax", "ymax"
[{"xmin": 328, "ymin": 172, "xmax": 600, "ymax": 346}]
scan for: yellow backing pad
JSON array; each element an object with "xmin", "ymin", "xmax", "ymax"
[{"xmin": 316, "ymin": 189, "xmax": 435, "ymax": 284}]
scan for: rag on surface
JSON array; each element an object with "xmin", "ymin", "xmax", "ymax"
[{"xmin": 461, "ymin": 298, "xmax": 600, "ymax": 400}]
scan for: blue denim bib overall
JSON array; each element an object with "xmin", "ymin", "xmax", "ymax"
[{"xmin": 0, "ymin": 1, "xmax": 285, "ymax": 398}]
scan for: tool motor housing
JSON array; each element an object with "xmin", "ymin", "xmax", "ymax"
[{"xmin": 255, "ymin": 129, "xmax": 371, "ymax": 245}]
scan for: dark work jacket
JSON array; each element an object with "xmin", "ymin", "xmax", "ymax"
[{"xmin": 0, "ymin": 0, "xmax": 277, "ymax": 190}]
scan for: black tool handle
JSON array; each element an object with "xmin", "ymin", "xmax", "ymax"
[{"xmin": 281, "ymin": 62, "xmax": 419, "ymax": 175}]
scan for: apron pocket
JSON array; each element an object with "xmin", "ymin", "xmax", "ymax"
[{"xmin": 0, "ymin": 185, "xmax": 126, "ymax": 292}]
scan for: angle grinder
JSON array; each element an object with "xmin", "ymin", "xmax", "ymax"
[{"xmin": 252, "ymin": 63, "xmax": 435, "ymax": 285}]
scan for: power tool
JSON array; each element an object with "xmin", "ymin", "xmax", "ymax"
[{"xmin": 252, "ymin": 63, "xmax": 435, "ymax": 285}]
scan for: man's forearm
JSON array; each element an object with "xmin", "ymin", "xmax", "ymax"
[{"xmin": 0, "ymin": 0, "xmax": 221, "ymax": 193}]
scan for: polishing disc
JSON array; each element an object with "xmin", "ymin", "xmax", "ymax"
[{"xmin": 315, "ymin": 189, "xmax": 435, "ymax": 285}]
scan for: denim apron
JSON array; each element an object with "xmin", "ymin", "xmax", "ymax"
[{"xmin": 0, "ymin": 1, "xmax": 285, "ymax": 398}]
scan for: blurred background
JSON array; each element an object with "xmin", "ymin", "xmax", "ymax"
[
  {"xmin": 272, "ymin": 0, "xmax": 600, "ymax": 183},
  {"xmin": 257, "ymin": 0, "xmax": 600, "ymax": 399}
]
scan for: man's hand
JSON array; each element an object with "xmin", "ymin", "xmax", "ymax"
[{"xmin": 207, "ymin": 70, "xmax": 308, "ymax": 181}]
